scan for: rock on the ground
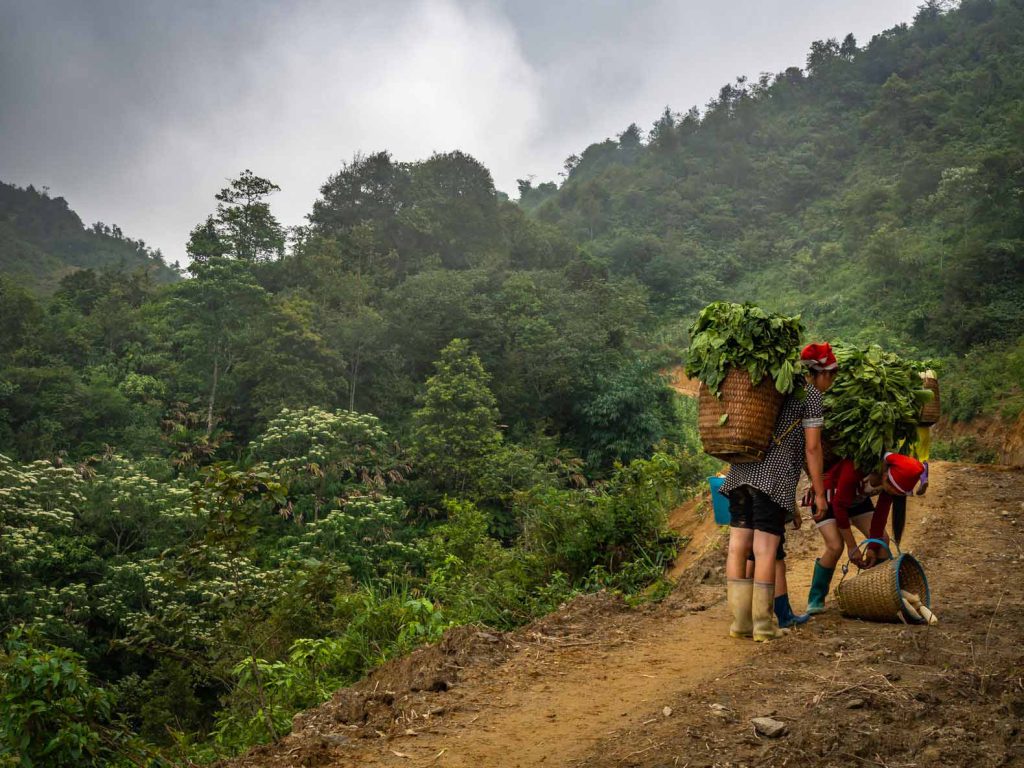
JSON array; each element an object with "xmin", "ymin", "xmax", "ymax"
[{"xmin": 751, "ymin": 717, "xmax": 788, "ymax": 738}]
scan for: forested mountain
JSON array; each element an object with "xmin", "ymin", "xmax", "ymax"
[
  {"xmin": 0, "ymin": 181, "xmax": 179, "ymax": 293},
  {"xmin": 0, "ymin": 153, "xmax": 695, "ymax": 763},
  {"xmin": 3, "ymin": 1, "xmax": 1023, "ymax": 764},
  {"xmin": 526, "ymin": 0, "xmax": 1024, "ymax": 381}
]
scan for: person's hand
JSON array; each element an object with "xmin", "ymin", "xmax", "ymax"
[
  {"xmin": 792, "ymin": 510, "xmax": 803, "ymax": 530},
  {"xmin": 813, "ymin": 493, "xmax": 828, "ymax": 522},
  {"xmin": 862, "ymin": 548, "xmax": 878, "ymax": 569}
]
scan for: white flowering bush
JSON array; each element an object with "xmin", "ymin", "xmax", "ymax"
[
  {"xmin": 0, "ymin": 455, "xmax": 95, "ymax": 644},
  {"xmin": 299, "ymin": 494, "xmax": 419, "ymax": 582},
  {"xmin": 252, "ymin": 406, "xmax": 391, "ymax": 478},
  {"xmin": 251, "ymin": 407, "xmax": 408, "ymax": 526},
  {"xmin": 98, "ymin": 544, "xmax": 284, "ymax": 652}
]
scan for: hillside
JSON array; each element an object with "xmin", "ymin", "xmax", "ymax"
[
  {"xmin": 526, "ymin": 0, "xmax": 1024, "ymax": 363},
  {"xmin": 0, "ymin": 181, "xmax": 179, "ymax": 293}
]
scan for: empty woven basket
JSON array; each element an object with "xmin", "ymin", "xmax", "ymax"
[{"xmin": 835, "ymin": 541, "xmax": 931, "ymax": 624}]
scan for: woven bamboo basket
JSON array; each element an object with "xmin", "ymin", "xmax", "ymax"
[
  {"xmin": 698, "ymin": 367, "xmax": 784, "ymax": 463},
  {"xmin": 835, "ymin": 539, "xmax": 931, "ymax": 624},
  {"xmin": 918, "ymin": 374, "xmax": 941, "ymax": 426}
]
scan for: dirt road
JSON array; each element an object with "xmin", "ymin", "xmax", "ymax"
[{"xmin": 231, "ymin": 462, "xmax": 1024, "ymax": 768}]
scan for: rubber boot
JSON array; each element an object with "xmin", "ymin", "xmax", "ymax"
[
  {"xmin": 775, "ymin": 593, "xmax": 810, "ymax": 628},
  {"xmin": 805, "ymin": 559, "xmax": 836, "ymax": 615},
  {"xmin": 727, "ymin": 578, "xmax": 753, "ymax": 638},
  {"xmin": 753, "ymin": 582, "xmax": 785, "ymax": 642}
]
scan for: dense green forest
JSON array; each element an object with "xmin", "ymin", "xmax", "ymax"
[
  {"xmin": 523, "ymin": 0, "xmax": 1024, "ymax": 423},
  {"xmin": 3, "ymin": 0, "xmax": 1024, "ymax": 764},
  {"xmin": 1, "ymin": 153, "xmax": 701, "ymax": 764}
]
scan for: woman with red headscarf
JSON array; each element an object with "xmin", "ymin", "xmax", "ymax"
[{"xmin": 804, "ymin": 451, "xmax": 925, "ymax": 613}]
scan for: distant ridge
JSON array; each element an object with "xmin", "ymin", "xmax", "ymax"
[{"xmin": 0, "ymin": 181, "xmax": 179, "ymax": 293}]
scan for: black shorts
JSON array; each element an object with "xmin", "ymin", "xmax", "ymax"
[
  {"xmin": 818, "ymin": 497, "xmax": 874, "ymax": 525},
  {"xmin": 729, "ymin": 485, "xmax": 786, "ymax": 537}
]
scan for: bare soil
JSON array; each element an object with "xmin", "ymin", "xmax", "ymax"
[{"xmin": 226, "ymin": 461, "xmax": 1024, "ymax": 768}]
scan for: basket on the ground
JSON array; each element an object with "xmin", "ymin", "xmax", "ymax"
[
  {"xmin": 698, "ymin": 367, "xmax": 784, "ymax": 463},
  {"xmin": 918, "ymin": 374, "xmax": 941, "ymax": 426},
  {"xmin": 835, "ymin": 539, "xmax": 931, "ymax": 624}
]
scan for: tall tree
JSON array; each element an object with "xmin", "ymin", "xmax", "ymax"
[
  {"xmin": 186, "ymin": 170, "xmax": 285, "ymax": 267},
  {"xmin": 411, "ymin": 338, "xmax": 502, "ymax": 495}
]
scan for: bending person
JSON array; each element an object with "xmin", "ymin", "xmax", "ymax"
[
  {"xmin": 721, "ymin": 342, "xmax": 834, "ymax": 642},
  {"xmin": 805, "ymin": 452, "xmax": 925, "ymax": 612},
  {"xmin": 861, "ymin": 453, "xmax": 925, "ymax": 568},
  {"xmin": 805, "ymin": 456, "xmax": 877, "ymax": 614}
]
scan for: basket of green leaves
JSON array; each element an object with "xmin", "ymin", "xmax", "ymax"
[
  {"xmin": 918, "ymin": 370, "xmax": 941, "ymax": 426},
  {"xmin": 686, "ymin": 302, "xmax": 804, "ymax": 463},
  {"xmin": 822, "ymin": 344, "xmax": 934, "ymax": 470}
]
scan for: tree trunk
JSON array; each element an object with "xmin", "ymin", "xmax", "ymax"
[
  {"xmin": 207, "ymin": 352, "xmax": 220, "ymax": 436},
  {"xmin": 348, "ymin": 355, "xmax": 360, "ymax": 411}
]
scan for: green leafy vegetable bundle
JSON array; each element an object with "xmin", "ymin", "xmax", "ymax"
[
  {"xmin": 686, "ymin": 302, "xmax": 804, "ymax": 396},
  {"xmin": 823, "ymin": 343, "xmax": 931, "ymax": 470}
]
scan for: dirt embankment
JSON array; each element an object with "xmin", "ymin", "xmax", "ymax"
[{"xmin": 227, "ymin": 462, "xmax": 1024, "ymax": 768}]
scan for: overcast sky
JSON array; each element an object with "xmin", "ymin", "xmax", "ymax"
[{"xmin": 0, "ymin": 0, "xmax": 924, "ymax": 264}]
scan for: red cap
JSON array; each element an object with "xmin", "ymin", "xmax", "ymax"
[
  {"xmin": 801, "ymin": 342, "xmax": 838, "ymax": 372},
  {"xmin": 884, "ymin": 453, "xmax": 924, "ymax": 495}
]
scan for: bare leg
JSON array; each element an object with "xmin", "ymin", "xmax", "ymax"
[
  {"xmin": 817, "ymin": 522, "xmax": 845, "ymax": 569},
  {"xmin": 727, "ymin": 527, "xmax": 755, "ymax": 580},
  {"xmin": 752, "ymin": 530, "xmax": 781, "ymax": 584},
  {"xmin": 775, "ymin": 559, "xmax": 787, "ymax": 598},
  {"xmin": 852, "ymin": 513, "xmax": 889, "ymax": 561}
]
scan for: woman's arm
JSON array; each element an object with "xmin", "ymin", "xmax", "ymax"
[
  {"xmin": 804, "ymin": 426, "xmax": 828, "ymax": 521},
  {"xmin": 832, "ymin": 459, "xmax": 868, "ymax": 564}
]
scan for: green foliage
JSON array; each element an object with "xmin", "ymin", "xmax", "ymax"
[
  {"xmin": 685, "ymin": 302, "xmax": 804, "ymax": 395},
  {"xmin": 943, "ymin": 337, "xmax": 1024, "ymax": 422},
  {"xmin": 411, "ymin": 339, "xmax": 502, "ymax": 496},
  {"xmin": 520, "ymin": 451, "xmax": 694, "ymax": 580},
  {"xmin": 186, "ymin": 170, "xmax": 285, "ymax": 265},
  {"xmin": 0, "ymin": 627, "xmax": 154, "ymax": 768},
  {"xmin": 212, "ymin": 587, "xmax": 451, "ymax": 752},
  {"xmin": 419, "ymin": 498, "xmax": 563, "ymax": 628},
  {"xmin": 251, "ymin": 407, "xmax": 405, "ymax": 501},
  {"xmin": 574, "ymin": 360, "xmax": 681, "ymax": 467},
  {"xmin": 822, "ymin": 343, "xmax": 925, "ymax": 470},
  {"xmin": 534, "ymin": 0, "xmax": 1024, "ymax": 363},
  {"xmin": 299, "ymin": 495, "xmax": 419, "ymax": 583}
]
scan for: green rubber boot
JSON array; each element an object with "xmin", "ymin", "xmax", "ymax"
[{"xmin": 805, "ymin": 559, "xmax": 836, "ymax": 615}]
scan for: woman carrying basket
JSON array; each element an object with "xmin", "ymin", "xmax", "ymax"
[{"xmin": 721, "ymin": 342, "xmax": 835, "ymax": 642}]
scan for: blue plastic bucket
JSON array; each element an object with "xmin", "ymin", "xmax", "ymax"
[{"xmin": 708, "ymin": 476, "xmax": 730, "ymax": 525}]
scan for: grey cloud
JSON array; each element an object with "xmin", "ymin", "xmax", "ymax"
[{"xmin": 1, "ymin": 0, "xmax": 922, "ymax": 262}]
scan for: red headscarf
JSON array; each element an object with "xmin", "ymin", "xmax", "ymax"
[
  {"xmin": 801, "ymin": 342, "xmax": 838, "ymax": 372},
  {"xmin": 884, "ymin": 452, "xmax": 924, "ymax": 495}
]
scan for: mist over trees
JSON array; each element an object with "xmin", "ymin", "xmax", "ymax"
[{"xmin": 2, "ymin": 0, "xmax": 1023, "ymax": 762}]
